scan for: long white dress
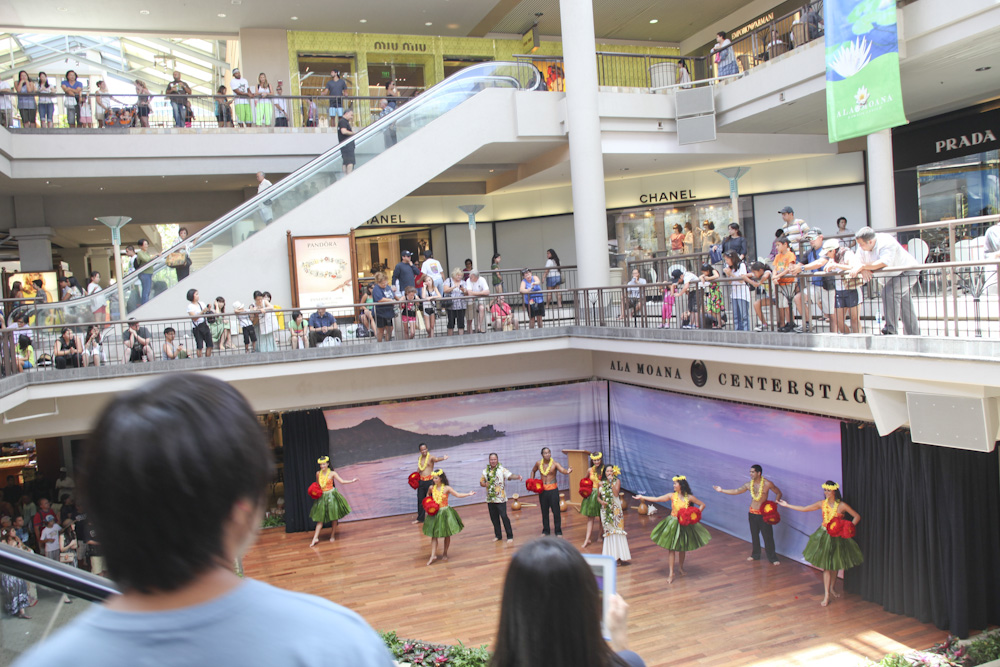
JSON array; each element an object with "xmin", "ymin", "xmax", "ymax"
[{"xmin": 600, "ymin": 481, "xmax": 632, "ymax": 562}]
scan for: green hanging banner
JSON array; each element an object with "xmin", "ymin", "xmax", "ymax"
[{"xmin": 824, "ymin": 0, "xmax": 907, "ymax": 143}]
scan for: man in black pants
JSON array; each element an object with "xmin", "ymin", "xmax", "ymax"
[
  {"xmin": 480, "ymin": 453, "xmax": 522, "ymax": 543},
  {"xmin": 412, "ymin": 443, "xmax": 448, "ymax": 524},
  {"xmin": 530, "ymin": 447, "xmax": 572, "ymax": 536},
  {"xmin": 713, "ymin": 464, "xmax": 783, "ymax": 564}
]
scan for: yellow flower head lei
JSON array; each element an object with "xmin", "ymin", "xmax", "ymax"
[
  {"xmin": 608, "ymin": 465, "xmax": 622, "ymax": 479},
  {"xmin": 589, "ymin": 452, "xmax": 603, "ymax": 461},
  {"xmin": 317, "ymin": 456, "xmax": 330, "ymax": 465},
  {"xmin": 432, "ymin": 469, "xmax": 444, "ymax": 478},
  {"xmin": 672, "ymin": 475, "xmax": 686, "ymax": 482},
  {"xmin": 822, "ymin": 482, "xmax": 839, "ymax": 491}
]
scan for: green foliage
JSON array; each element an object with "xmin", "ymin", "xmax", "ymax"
[
  {"xmin": 378, "ymin": 631, "xmax": 490, "ymax": 666},
  {"xmin": 966, "ymin": 632, "xmax": 1000, "ymax": 665},
  {"xmin": 261, "ymin": 514, "xmax": 286, "ymax": 528}
]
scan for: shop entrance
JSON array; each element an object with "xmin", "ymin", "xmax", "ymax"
[
  {"xmin": 366, "ymin": 61, "xmax": 426, "ymax": 98},
  {"xmin": 353, "ymin": 226, "xmax": 440, "ymax": 293}
]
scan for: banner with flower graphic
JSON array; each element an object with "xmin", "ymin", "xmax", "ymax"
[{"xmin": 824, "ymin": 0, "xmax": 907, "ymax": 142}]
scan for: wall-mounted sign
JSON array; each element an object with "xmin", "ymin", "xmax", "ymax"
[
  {"xmin": 366, "ymin": 214, "xmax": 409, "ymax": 225},
  {"xmin": 639, "ymin": 189, "xmax": 696, "ymax": 204},
  {"xmin": 893, "ymin": 104, "xmax": 1000, "ymax": 169},
  {"xmin": 731, "ymin": 12, "xmax": 774, "ymax": 40},
  {"xmin": 287, "ymin": 234, "xmax": 358, "ymax": 309},
  {"xmin": 594, "ymin": 351, "xmax": 870, "ymax": 420},
  {"xmin": 372, "ymin": 41, "xmax": 428, "ymax": 52}
]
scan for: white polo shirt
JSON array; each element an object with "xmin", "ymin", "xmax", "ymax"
[{"xmin": 858, "ymin": 234, "xmax": 920, "ymax": 275}]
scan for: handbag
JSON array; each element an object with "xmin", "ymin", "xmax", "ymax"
[
  {"xmin": 709, "ymin": 245, "xmax": 723, "ymax": 264},
  {"xmin": 845, "ymin": 277, "xmax": 866, "ymax": 289},
  {"xmin": 59, "ymin": 552, "xmax": 75, "ymax": 564},
  {"xmin": 165, "ymin": 251, "xmax": 187, "ymax": 267}
]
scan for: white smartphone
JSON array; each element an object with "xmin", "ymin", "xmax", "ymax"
[{"xmin": 582, "ymin": 553, "xmax": 617, "ymax": 640}]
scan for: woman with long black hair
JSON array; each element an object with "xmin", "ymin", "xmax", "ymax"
[
  {"xmin": 779, "ymin": 481, "xmax": 862, "ymax": 606},
  {"xmin": 543, "ymin": 248, "xmax": 562, "ymax": 308},
  {"xmin": 423, "ymin": 470, "xmax": 475, "ymax": 566},
  {"xmin": 490, "ymin": 537, "xmax": 645, "ymax": 667}
]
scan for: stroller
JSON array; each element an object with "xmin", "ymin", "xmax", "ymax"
[{"xmin": 104, "ymin": 105, "xmax": 138, "ymax": 127}]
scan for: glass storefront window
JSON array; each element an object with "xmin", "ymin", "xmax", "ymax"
[
  {"xmin": 916, "ymin": 149, "xmax": 999, "ymax": 255},
  {"xmin": 297, "ymin": 54, "xmax": 356, "ymax": 100}
]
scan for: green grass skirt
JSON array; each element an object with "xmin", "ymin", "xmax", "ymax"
[
  {"xmin": 650, "ymin": 515, "xmax": 711, "ymax": 552},
  {"xmin": 802, "ymin": 526, "xmax": 864, "ymax": 571},
  {"xmin": 422, "ymin": 506, "xmax": 465, "ymax": 538},
  {"xmin": 580, "ymin": 493, "xmax": 602, "ymax": 518},
  {"xmin": 309, "ymin": 489, "xmax": 351, "ymax": 523}
]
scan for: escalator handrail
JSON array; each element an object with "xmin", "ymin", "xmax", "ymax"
[
  {"xmin": 36, "ymin": 63, "xmax": 541, "ymax": 316},
  {"xmin": 0, "ymin": 542, "xmax": 118, "ymax": 603}
]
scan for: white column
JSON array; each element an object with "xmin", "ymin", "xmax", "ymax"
[
  {"xmin": 559, "ymin": 0, "xmax": 610, "ymax": 288},
  {"xmin": 867, "ymin": 129, "xmax": 897, "ymax": 227}
]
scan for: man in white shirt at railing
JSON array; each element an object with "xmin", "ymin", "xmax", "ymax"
[
  {"xmin": 850, "ymin": 226, "xmax": 921, "ymax": 336},
  {"xmin": 230, "ymin": 68, "xmax": 252, "ymax": 128}
]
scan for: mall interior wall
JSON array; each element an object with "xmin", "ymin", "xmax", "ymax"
[
  {"xmin": 751, "ymin": 184, "xmax": 868, "ymax": 256},
  {"xmin": 441, "ymin": 214, "xmax": 577, "ymax": 273},
  {"xmin": 240, "ymin": 28, "xmax": 293, "ymax": 96}
]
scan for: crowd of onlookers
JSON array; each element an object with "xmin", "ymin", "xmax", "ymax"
[
  {"xmin": 0, "ymin": 467, "xmax": 101, "ymax": 620},
  {"xmin": 1, "ymin": 66, "xmax": 401, "ymax": 130}
]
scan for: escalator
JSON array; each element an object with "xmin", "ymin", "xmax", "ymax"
[{"xmin": 33, "ymin": 62, "xmax": 541, "ymax": 324}]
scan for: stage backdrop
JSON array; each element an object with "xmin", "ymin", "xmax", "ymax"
[
  {"xmin": 608, "ymin": 382, "xmax": 842, "ymax": 565},
  {"xmin": 313, "ymin": 382, "xmax": 610, "ymax": 523}
]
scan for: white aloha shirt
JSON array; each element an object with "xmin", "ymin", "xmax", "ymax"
[{"xmin": 482, "ymin": 465, "xmax": 515, "ymax": 503}]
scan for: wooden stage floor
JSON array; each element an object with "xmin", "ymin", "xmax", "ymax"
[{"xmin": 243, "ymin": 502, "xmax": 946, "ymax": 667}]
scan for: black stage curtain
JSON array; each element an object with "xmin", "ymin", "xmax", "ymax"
[
  {"xmin": 281, "ymin": 409, "xmax": 330, "ymax": 533},
  {"xmin": 841, "ymin": 423, "xmax": 1000, "ymax": 637}
]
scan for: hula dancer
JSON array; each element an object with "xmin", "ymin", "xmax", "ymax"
[
  {"xmin": 779, "ymin": 481, "xmax": 862, "ymax": 606},
  {"xmin": 413, "ymin": 443, "xmax": 449, "ymax": 524},
  {"xmin": 713, "ymin": 464, "xmax": 783, "ymax": 564},
  {"xmin": 635, "ymin": 475, "xmax": 709, "ymax": 583},
  {"xmin": 424, "ymin": 470, "xmax": 476, "ymax": 565},
  {"xmin": 580, "ymin": 452, "xmax": 605, "ymax": 549},
  {"xmin": 309, "ymin": 456, "xmax": 357, "ymax": 547},
  {"xmin": 530, "ymin": 447, "xmax": 572, "ymax": 536},
  {"xmin": 480, "ymin": 453, "xmax": 522, "ymax": 543},
  {"xmin": 596, "ymin": 464, "xmax": 631, "ymax": 565}
]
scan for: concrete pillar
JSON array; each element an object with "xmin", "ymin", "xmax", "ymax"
[
  {"xmin": 867, "ymin": 129, "xmax": 897, "ymax": 227},
  {"xmin": 89, "ymin": 249, "xmax": 113, "ymax": 288},
  {"xmin": 60, "ymin": 248, "xmax": 92, "ymax": 283},
  {"xmin": 559, "ymin": 0, "xmax": 610, "ymax": 288},
  {"xmin": 8, "ymin": 227, "xmax": 55, "ymax": 271}
]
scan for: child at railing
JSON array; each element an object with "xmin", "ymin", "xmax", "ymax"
[
  {"xmin": 659, "ymin": 283, "xmax": 676, "ymax": 328},
  {"xmin": 401, "ymin": 286, "xmax": 418, "ymax": 340}
]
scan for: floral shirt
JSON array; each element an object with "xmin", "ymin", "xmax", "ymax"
[{"xmin": 482, "ymin": 465, "xmax": 514, "ymax": 503}]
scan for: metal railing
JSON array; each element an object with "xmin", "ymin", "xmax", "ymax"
[
  {"xmin": 0, "ymin": 92, "xmax": 423, "ymax": 130},
  {"xmin": 723, "ymin": 0, "xmax": 824, "ymax": 77},
  {"xmin": 515, "ymin": 51, "xmax": 710, "ymax": 92},
  {"xmin": 3, "ymin": 258, "xmax": 999, "ymax": 377}
]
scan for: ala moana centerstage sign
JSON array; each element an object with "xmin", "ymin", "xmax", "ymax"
[{"xmin": 595, "ymin": 352, "xmax": 870, "ymax": 420}]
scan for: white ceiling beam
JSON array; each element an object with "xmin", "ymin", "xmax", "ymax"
[{"xmin": 132, "ymin": 36, "xmax": 231, "ymax": 70}]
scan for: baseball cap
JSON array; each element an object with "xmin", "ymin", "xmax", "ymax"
[
  {"xmin": 805, "ymin": 228, "xmax": 822, "ymax": 240},
  {"xmin": 671, "ymin": 269, "xmax": 683, "ymax": 280},
  {"xmin": 45, "ymin": 515, "xmax": 56, "ymax": 523},
  {"xmin": 822, "ymin": 239, "xmax": 839, "ymax": 252},
  {"xmin": 401, "ymin": 250, "xmax": 412, "ymax": 257},
  {"xmin": 778, "ymin": 206, "xmax": 794, "ymax": 214}
]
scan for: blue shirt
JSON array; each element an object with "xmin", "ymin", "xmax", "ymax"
[
  {"xmin": 372, "ymin": 284, "xmax": 395, "ymax": 318},
  {"xmin": 805, "ymin": 247, "xmax": 826, "ymax": 286},
  {"xmin": 308, "ymin": 311, "xmax": 337, "ymax": 330},
  {"xmin": 14, "ymin": 579, "xmax": 393, "ymax": 667}
]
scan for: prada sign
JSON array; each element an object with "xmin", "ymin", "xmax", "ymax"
[{"xmin": 893, "ymin": 103, "xmax": 1000, "ymax": 169}]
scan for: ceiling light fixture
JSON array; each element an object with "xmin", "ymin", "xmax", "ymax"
[
  {"xmin": 975, "ymin": 66, "xmax": 992, "ymax": 72},
  {"xmin": 447, "ymin": 23, "xmax": 459, "ymax": 29},
  {"xmin": 649, "ymin": 19, "xmax": 658, "ymax": 24},
  {"xmin": 139, "ymin": 9, "xmax": 150, "ymax": 14},
  {"xmin": 359, "ymin": 18, "xmax": 367, "ymax": 23},
  {"xmin": 290, "ymin": 16, "xmax": 298, "ymax": 20},
  {"xmin": 218, "ymin": 13, "xmax": 226, "ymax": 17},
  {"xmin": 57, "ymin": 7, "xmax": 69, "ymax": 11},
  {"xmin": 425, "ymin": 21, "xmax": 433, "ymax": 26}
]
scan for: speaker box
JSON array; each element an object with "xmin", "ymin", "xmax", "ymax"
[
  {"xmin": 677, "ymin": 116, "xmax": 717, "ymax": 145},
  {"xmin": 906, "ymin": 394, "xmax": 999, "ymax": 451}
]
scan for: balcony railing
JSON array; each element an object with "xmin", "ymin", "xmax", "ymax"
[
  {"xmin": 0, "ymin": 92, "xmax": 424, "ymax": 131},
  {"xmin": 2, "ymin": 256, "xmax": 998, "ymax": 377}
]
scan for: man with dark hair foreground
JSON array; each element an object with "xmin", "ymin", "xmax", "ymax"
[{"xmin": 16, "ymin": 374, "xmax": 392, "ymax": 666}]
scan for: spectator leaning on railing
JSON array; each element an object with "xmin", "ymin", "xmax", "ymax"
[{"xmin": 850, "ymin": 227, "xmax": 921, "ymax": 336}]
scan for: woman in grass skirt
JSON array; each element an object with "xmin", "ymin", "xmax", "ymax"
[
  {"xmin": 779, "ymin": 480, "xmax": 862, "ymax": 606},
  {"xmin": 309, "ymin": 456, "xmax": 358, "ymax": 547},
  {"xmin": 424, "ymin": 470, "xmax": 476, "ymax": 566},
  {"xmin": 580, "ymin": 452, "xmax": 605, "ymax": 549},
  {"xmin": 635, "ymin": 475, "xmax": 709, "ymax": 583},
  {"xmin": 596, "ymin": 464, "xmax": 631, "ymax": 565}
]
